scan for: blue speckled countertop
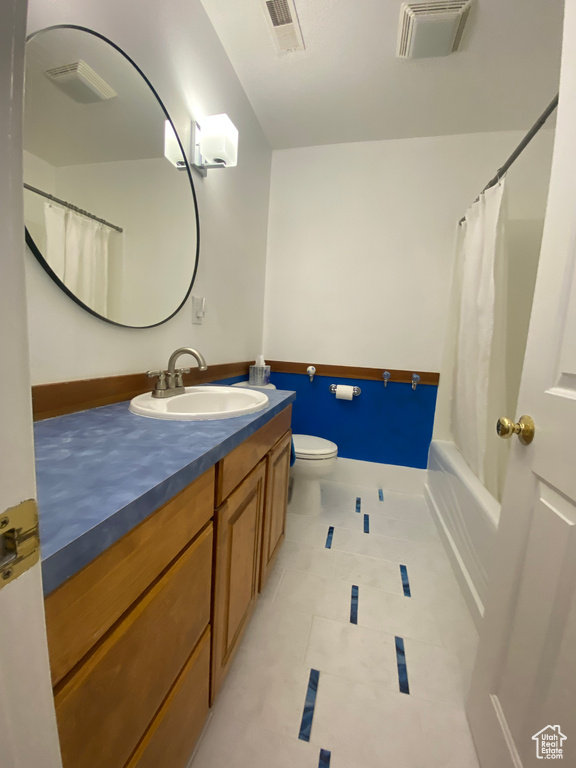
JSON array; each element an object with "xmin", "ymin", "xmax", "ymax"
[{"xmin": 34, "ymin": 388, "xmax": 295, "ymax": 595}]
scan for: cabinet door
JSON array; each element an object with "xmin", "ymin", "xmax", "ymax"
[
  {"xmin": 55, "ymin": 525, "xmax": 212, "ymax": 768},
  {"xmin": 260, "ymin": 430, "xmax": 292, "ymax": 591},
  {"xmin": 211, "ymin": 460, "xmax": 266, "ymax": 701}
]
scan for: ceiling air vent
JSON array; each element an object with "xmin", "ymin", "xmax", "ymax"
[
  {"xmin": 262, "ymin": 0, "xmax": 305, "ymax": 53},
  {"xmin": 45, "ymin": 60, "xmax": 117, "ymax": 103},
  {"xmin": 397, "ymin": 1, "xmax": 473, "ymax": 59}
]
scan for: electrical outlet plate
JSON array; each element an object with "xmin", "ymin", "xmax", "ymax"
[{"xmin": 192, "ymin": 296, "xmax": 206, "ymax": 325}]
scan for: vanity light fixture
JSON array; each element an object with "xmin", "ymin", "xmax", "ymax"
[
  {"xmin": 164, "ymin": 120, "xmax": 187, "ymax": 170},
  {"xmin": 190, "ymin": 114, "xmax": 238, "ymax": 177}
]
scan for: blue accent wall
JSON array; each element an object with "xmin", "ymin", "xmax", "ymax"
[
  {"xmin": 215, "ymin": 375, "xmax": 248, "ymax": 386},
  {"xmin": 269, "ymin": 372, "xmax": 437, "ymax": 469}
]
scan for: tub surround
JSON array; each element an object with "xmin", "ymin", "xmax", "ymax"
[
  {"xmin": 425, "ymin": 439, "xmax": 500, "ymax": 629},
  {"xmin": 35, "ymin": 388, "xmax": 295, "ymax": 595}
]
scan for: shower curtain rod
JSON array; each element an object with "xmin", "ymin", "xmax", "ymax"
[
  {"xmin": 24, "ymin": 183, "xmax": 124, "ymax": 233},
  {"xmin": 459, "ymin": 94, "xmax": 559, "ymax": 226}
]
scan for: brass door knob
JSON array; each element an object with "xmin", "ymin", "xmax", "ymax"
[{"xmin": 496, "ymin": 415, "xmax": 535, "ymax": 445}]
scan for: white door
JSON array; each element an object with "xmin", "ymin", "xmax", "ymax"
[
  {"xmin": 0, "ymin": 1, "xmax": 62, "ymax": 766},
  {"xmin": 467, "ymin": 3, "xmax": 576, "ymax": 767}
]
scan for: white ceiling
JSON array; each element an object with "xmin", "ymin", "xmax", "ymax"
[
  {"xmin": 24, "ymin": 28, "xmax": 172, "ymax": 166},
  {"xmin": 200, "ymin": 0, "xmax": 564, "ymax": 149}
]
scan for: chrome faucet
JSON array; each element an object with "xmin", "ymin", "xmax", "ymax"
[{"xmin": 147, "ymin": 347, "xmax": 208, "ymax": 398}]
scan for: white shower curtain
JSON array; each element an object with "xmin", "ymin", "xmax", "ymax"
[
  {"xmin": 44, "ymin": 203, "xmax": 110, "ymax": 315},
  {"xmin": 43, "ymin": 203, "xmax": 67, "ymax": 282},
  {"xmin": 451, "ymin": 180, "xmax": 508, "ymax": 488}
]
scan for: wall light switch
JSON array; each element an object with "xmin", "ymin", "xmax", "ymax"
[{"xmin": 191, "ymin": 296, "xmax": 206, "ymax": 325}]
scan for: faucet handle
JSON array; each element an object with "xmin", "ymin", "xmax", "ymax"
[
  {"xmin": 174, "ymin": 368, "xmax": 190, "ymax": 388},
  {"xmin": 147, "ymin": 370, "xmax": 168, "ymax": 391}
]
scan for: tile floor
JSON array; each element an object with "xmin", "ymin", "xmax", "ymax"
[{"xmin": 191, "ymin": 464, "xmax": 481, "ymax": 768}]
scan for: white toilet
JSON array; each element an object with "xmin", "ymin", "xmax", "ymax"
[
  {"xmin": 292, "ymin": 434, "xmax": 338, "ymax": 475},
  {"xmin": 289, "ymin": 434, "xmax": 338, "ymax": 514}
]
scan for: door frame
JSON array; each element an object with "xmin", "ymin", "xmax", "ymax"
[
  {"xmin": 0, "ymin": 0, "xmax": 62, "ymax": 765},
  {"xmin": 466, "ymin": 2, "xmax": 576, "ymax": 765}
]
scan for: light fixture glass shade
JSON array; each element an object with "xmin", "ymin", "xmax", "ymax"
[
  {"xmin": 164, "ymin": 120, "xmax": 185, "ymax": 169},
  {"xmin": 199, "ymin": 113, "xmax": 238, "ymax": 167}
]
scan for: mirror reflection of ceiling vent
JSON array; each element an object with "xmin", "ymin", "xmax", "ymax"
[
  {"xmin": 45, "ymin": 60, "xmax": 117, "ymax": 103},
  {"xmin": 397, "ymin": 1, "xmax": 473, "ymax": 59},
  {"xmin": 262, "ymin": 0, "xmax": 305, "ymax": 53}
]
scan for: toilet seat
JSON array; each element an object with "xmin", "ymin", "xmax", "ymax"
[{"xmin": 293, "ymin": 434, "xmax": 338, "ymax": 461}]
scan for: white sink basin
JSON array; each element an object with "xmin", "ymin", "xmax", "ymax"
[{"xmin": 129, "ymin": 386, "xmax": 269, "ymax": 421}]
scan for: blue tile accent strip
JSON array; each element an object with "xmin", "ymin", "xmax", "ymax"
[
  {"xmin": 350, "ymin": 585, "xmax": 359, "ymax": 624},
  {"xmin": 400, "ymin": 564, "xmax": 411, "ymax": 597},
  {"xmin": 378, "ymin": 488, "xmax": 384, "ymax": 501},
  {"xmin": 325, "ymin": 526, "xmax": 334, "ymax": 549},
  {"xmin": 363, "ymin": 513, "xmax": 370, "ymax": 533},
  {"xmin": 395, "ymin": 636, "xmax": 410, "ymax": 694},
  {"xmin": 299, "ymin": 668, "xmax": 320, "ymax": 742},
  {"xmin": 319, "ymin": 749, "xmax": 332, "ymax": 767},
  {"xmin": 355, "ymin": 497, "xmax": 361, "ymax": 513}
]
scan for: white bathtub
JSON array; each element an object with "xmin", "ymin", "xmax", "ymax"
[{"xmin": 425, "ymin": 440, "xmax": 500, "ymax": 630}]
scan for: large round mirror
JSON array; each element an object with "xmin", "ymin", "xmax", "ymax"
[{"xmin": 23, "ymin": 26, "xmax": 199, "ymax": 328}]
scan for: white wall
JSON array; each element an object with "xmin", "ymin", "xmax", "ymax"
[
  {"xmin": 55, "ymin": 158, "xmax": 197, "ymax": 326},
  {"xmin": 25, "ymin": 0, "xmax": 272, "ymax": 384},
  {"xmin": 0, "ymin": 0, "xmax": 63, "ymax": 764},
  {"xmin": 263, "ymin": 131, "xmax": 554, "ymax": 372}
]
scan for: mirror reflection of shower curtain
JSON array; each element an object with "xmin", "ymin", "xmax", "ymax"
[
  {"xmin": 44, "ymin": 202, "xmax": 110, "ymax": 315},
  {"xmin": 451, "ymin": 180, "xmax": 509, "ymax": 496}
]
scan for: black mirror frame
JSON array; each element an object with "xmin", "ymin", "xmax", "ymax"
[{"xmin": 24, "ymin": 24, "xmax": 201, "ymax": 329}]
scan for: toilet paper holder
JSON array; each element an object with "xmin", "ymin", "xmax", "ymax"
[{"xmin": 329, "ymin": 384, "xmax": 361, "ymax": 397}]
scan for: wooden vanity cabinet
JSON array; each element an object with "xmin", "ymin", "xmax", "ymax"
[
  {"xmin": 54, "ymin": 527, "xmax": 212, "ymax": 768},
  {"xmin": 44, "ymin": 405, "xmax": 292, "ymax": 768},
  {"xmin": 45, "ymin": 468, "xmax": 215, "ymax": 768},
  {"xmin": 211, "ymin": 407, "xmax": 292, "ymax": 700},
  {"xmin": 45, "ymin": 467, "xmax": 215, "ymax": 687}
]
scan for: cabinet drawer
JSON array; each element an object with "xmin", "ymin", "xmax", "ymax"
[
  {"xmin": 126, "ymin": 627, "xmax": 210, "ymax": 768},
  {"xmin": 45, "ymin": 467, "xmax": 214, "ymax": 686},
  {"xmin": 215, "ymin": 406, "xmax": 292, "ymax": 505},
  {"xmin": 55, "ymin": 524, "xmax": 212, "ymax": 768}
]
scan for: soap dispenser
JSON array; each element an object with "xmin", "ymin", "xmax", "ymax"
[{"xmin": 249, "ymin": 355, "xmax": 271, "ymax": 386}]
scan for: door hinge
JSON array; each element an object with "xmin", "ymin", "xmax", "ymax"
[{"xmin": 0, "ymin": 500, "xmax": 40, "ymax": 589}]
